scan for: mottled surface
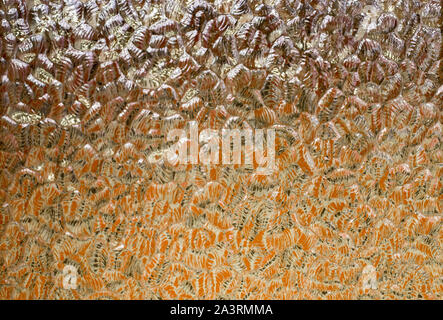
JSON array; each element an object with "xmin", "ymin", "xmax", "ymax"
[{"xmin": 0, "ymin": 0, "xmax": 442, "ymax": 300}]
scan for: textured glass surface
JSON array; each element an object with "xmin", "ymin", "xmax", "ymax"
[{"xmin": 0, "ymin": 0, "xmax": 441, "ymax": 300}]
